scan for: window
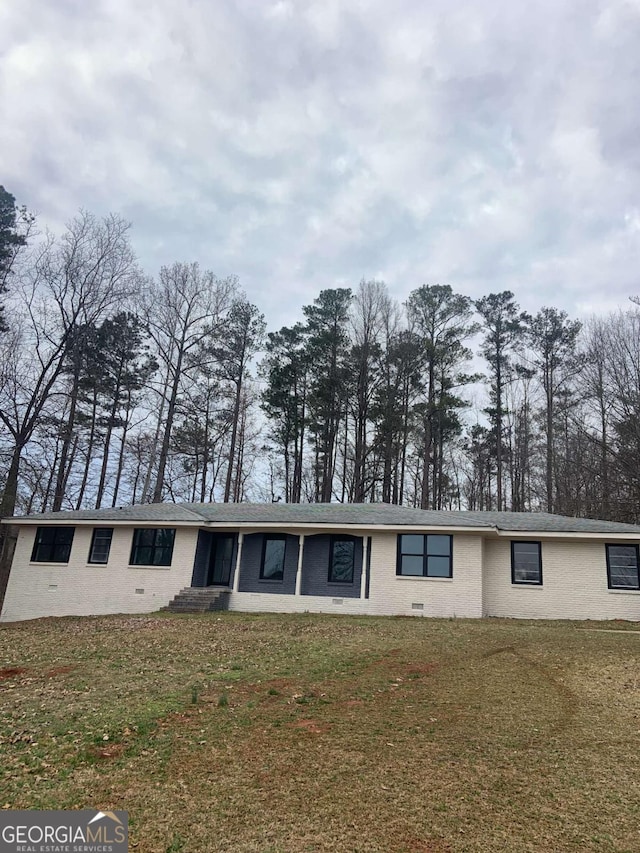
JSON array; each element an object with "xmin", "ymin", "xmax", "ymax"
[
  {"xmin": 260, "ymin": 536, "xmax": 286, "ymax": 581},
  {"xmin": 328, "ymin": 537, "xmax": 355, "ymax": 583},
  {"xmin": 130, "ymin": 528, "xmax": 176, "ymax": 566},
  {"xmin": 511, "ymin": 541, "xmax": 542, "ymax": 585},
  {"xmin": 606, "ymin": 544, "xmax": 640, "ymax": 590},
  {"xmin": 396, "ymin": 534, "xmax": 452, "ymax": 578},
  {"xmin": 88, "ymin": 528, "xmax": 114, "ymax": 564},
  {"xmin": 31, "ymin": 527, "xmax": 75, "ymax": 563}
]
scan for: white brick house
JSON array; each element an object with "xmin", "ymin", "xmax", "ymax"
[{"xmin": 1, "ymin": 503, "xmax": 639, "ymax": 622}]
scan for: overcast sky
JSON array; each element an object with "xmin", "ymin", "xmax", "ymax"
[{"xmin": 2, "ymin": 0, "xmax": 640, "ymax": 329}]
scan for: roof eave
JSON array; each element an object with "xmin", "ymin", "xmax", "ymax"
[
  {"xmin": 1, "ymin": 517, "xmax": 204, "ymax": 527},
  {"xmin": 494, "ymin": 528, "xmax": 640, "ymax": 540},
  {"xmin": 202, "ymin": 521, "xmax": 498, "ymax": 534}
]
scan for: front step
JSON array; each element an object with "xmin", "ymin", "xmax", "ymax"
[{"xmin": 162, "ymin": 587, "xmax": 231, "ymax": 614}]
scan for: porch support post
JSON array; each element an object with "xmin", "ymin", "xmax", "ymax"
[
  {"xmin": 360, "ymin": 535, "xmax": 368, "ymax": 599},
  {"xmin": 295, "ymin": 534, "xmax": 305, "ymax": 596},
  {"xmin": 232, "ymin": 532, "xmax": 244, "ymax": 592}
]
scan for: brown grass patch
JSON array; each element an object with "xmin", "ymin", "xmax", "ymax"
[
  {"xmin": 89, "ymin": 743, "xmax": 126, "ymax": 760},
  {"xmin": 403, "ymin": 838, "xmax": 452, "ymax": 853},
  {"xmin": 405, "ymin": 662, "xmax": 439, "ymax": 676},
  {"xmin": 288, "ymin": 719, "xmax": 331, "ymax": 734}
]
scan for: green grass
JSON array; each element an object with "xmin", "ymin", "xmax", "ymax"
[{"xmin": 1, "ymin": 612, "xmax": 639, "ymax": 852}]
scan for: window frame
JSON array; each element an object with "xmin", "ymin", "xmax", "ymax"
[
  {"xmin": 31, "ymin": 526, "xmax": 75, "ymax": 563},
  {"xmin": 129, "ymin": 528, "xmax": 176, "ymax": 567},
  {"xmin": 605, "ymin": 543, "xmax": 640, "ymax": 590},
  {"xmin": 88, "ymin": 527, "xmax": 114, "ymax": 565},
  {"xmin": 511, "ymin": 540, "xmax": 543, "ymax": 586},
  {"xmin": 327, "ymin": 536, "xmax": 356, "ymax": 584},
  {"xmin": 396, "ymin": 534, "xmax": 453, "ymax": 579},
  {"xmin": 259, "ymin": 535, "xmax": 287, "ymax": 582}
]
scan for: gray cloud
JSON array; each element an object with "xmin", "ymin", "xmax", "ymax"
[{"xmin": 2, "ymin": 0, "xmax": 640, "ymax": 328}]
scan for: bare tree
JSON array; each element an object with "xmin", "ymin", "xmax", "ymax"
[
  {"xmin": 0, "ymin": 212, "xmax": 138, "ymax": 517},
  {"xmin": 349, "ymin": 280, "xmax": 389, "ymax": 502},
  {"xmin": 141, "ymin": 264, "xmax": 236, "ymax": 503},
  {"xmin": 475, "ymin": 292, "xmax": 527, "ymax": 511},
  {"xmin": 211, "ymin": 297, "xmax": 265, "ymax": 503},
  {"xmin": 527, "ymin": 307, "xmax": 581, "ymax": 513}
]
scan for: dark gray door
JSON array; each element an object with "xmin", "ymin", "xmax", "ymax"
[{"xmin": 208, "ymin": 535, "xmax": 234, "ymax": 585}]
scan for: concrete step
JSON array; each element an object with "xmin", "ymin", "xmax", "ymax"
[{"xmin": 163, "ymin": 587, "xmax": 231, "ymax": 614}]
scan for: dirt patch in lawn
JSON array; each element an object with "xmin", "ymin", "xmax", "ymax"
[
  {"xmin": 46, "ymin": 665, "xmax": 75, "ymax": 678},
  {"xmin": 0, "ymin": 666, "xmax": 27, "ymax": 679}
]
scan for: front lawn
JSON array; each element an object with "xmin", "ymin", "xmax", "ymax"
[{"xmin": 1, "ymin": 613, "xmax": 639, "ymax": 852}]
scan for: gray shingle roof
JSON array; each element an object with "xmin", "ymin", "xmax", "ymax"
[{"xmin": 6, "ymin": 502, "xmax": 640, "ymax": 534}]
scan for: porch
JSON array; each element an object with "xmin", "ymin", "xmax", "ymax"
[{"xmin": 188, "ymin": 529, "xmax": 371, "ymax": 601}]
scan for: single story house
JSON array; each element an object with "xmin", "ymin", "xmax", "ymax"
[{"xmin": 1, "ymin": 502, "xmax": 640, "ymax": 622}]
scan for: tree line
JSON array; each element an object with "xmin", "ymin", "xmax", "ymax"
[{"xmin": 1, "ymin": 186, "xmax": 639, "ymax": 524}]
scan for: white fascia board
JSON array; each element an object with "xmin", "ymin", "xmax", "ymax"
[
  {"xmin": 493, "ymin": 529, "xmax": 640, "ymax": 541},
  {"xmin": 2, "ymin": 517, "xmax": 203, "ymax": 527},
  {"xmin": 201, "ymin": 521, "xmax": 497, "ymax": 535}
]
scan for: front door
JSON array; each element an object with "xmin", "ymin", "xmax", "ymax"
[{"xmin": 207, "ymin": 535, "xmax": 235, "ymax": 586}]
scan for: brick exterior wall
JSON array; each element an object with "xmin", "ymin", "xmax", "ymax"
[
  {"xmin": 482, "ymin": 537, "xmax": 640, "ymax": 620},
  {"xmin": 0, "ymin": 524, "xmax": 197, "ymax": 621},
  {"xmin": 2, "ymin": 523, "xmax": 639, "ymax": 622},
  {"xmin": 229, "ymin": 531, "xmax": 484, "ymax": 618}
]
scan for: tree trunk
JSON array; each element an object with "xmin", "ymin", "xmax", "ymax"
[
  {"xmin": 52, "ymin": 358, "xmax": 81, "ymax": 511},
  {"xmin": 224, "ymin": 376, "xmax": 243, "ymax": 503},
  {"xmin": 152, "ymin": 343, "xmax": 185, "ymax": 503},
  {"xmin": 77, "ymin": 387, "xmax": 99, "ymax": 509}
]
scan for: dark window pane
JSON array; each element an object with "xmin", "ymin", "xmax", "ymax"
[
  {"xmin": 400, "ymin": 555, "xmax": 424, "ymax": 575},
  {"xmin": 134, "ymin": 546, "xmax": 153, "ymax": 565},
  {"xmin": 215, "ymin": 537, "xmax": 234, "ymax": 579},
  {"xmin": 156, "ymin": 528, "xmax": 175, "ymax": 548},
  {"xmin": 153, "ymin": 547, "xmax": 172, "ymax": 566},
  {"xmin": 400, "ymin": 535, "xmax": 424, "ymax": 555},
  {"xmin": 427, "ymin": 555, "xmax": 451, "ymax": 577},
  {"xmin": 38, "ymin": 528, "xmax": 57, "ymax": 545},
  {"xmin": 427, "ymin": 535, "xmax": 451, "ymax": 556},
  {"xmin": 512, "ymin": 542, "xmax": 541, "ymax": 584},
  {"xmin": 131, "ymin": 528, "xmax": 176, "ymax": 566},
  {"xmin": 330, "ymin": 540, "xmax": 355, "ymax": 583},
  {"xmin": 31, "ymin": 527, "xmax": 75, "ymax": 563},
  {"xmin": 135, "ymin": 529, "xmax": 156, "ymax": 548},
  {"xmin": 515, "ymin": 542, "xmax": 539, "ymax": 556},
  {"xmin": 608, "ymin": 545, "xmax": 639, "ymax": 588},
  {"xmin": 610, "ymin": 566, "xmax": 638, "ymax": 587},
  {"xmin": 220, "ymin": 537, "xmax": 234, "ymax": 563},
  {"xmin": 56, "ymin": 528, "xmax": 75, "ymax": 545},
  {"xmin": 55, "ymin": 542, "xmax": 73, "ymax": 563},
  {"xmin": 608, "ymin": 546, "xmax": 636, "ymax": 565},
  {"xmin": 89, "ymin": 528, "xmax": 113, "ymax": 564},
  {"xmin": 262, "ymin": 538, "xmax": 285, "ymax": 580}
]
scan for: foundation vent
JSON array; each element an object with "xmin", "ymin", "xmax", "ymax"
[
  {"xmin": 135, "ymin": 588, "xmax": 145, "ymax": 595},
  {"xmin": 411, "ymin": 602, "xmax": 424, "ymax": 611},
  {"xmin": 48, "ymin": 584, "xmax": 58, "ymax": 591},
  {"xmin": 332, "ymin": 598, "xmax": 344, "ymax": 605}
]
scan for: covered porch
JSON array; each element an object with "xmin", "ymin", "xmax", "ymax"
[{"xmin": 188, "ymin": 529, "xmax": 371, "ymax": 601}]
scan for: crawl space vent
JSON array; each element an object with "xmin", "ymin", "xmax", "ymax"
[
  {"xmin": 135, "ymin": 588, "xmax": 145, "ymax": 595},
  {"xmin": 332, "ymin": 598, "xmax": 344, "ymax": 605},
  {"xmin": 411, "ymin": 602, "xmax": 424, "ymax": 611}
]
